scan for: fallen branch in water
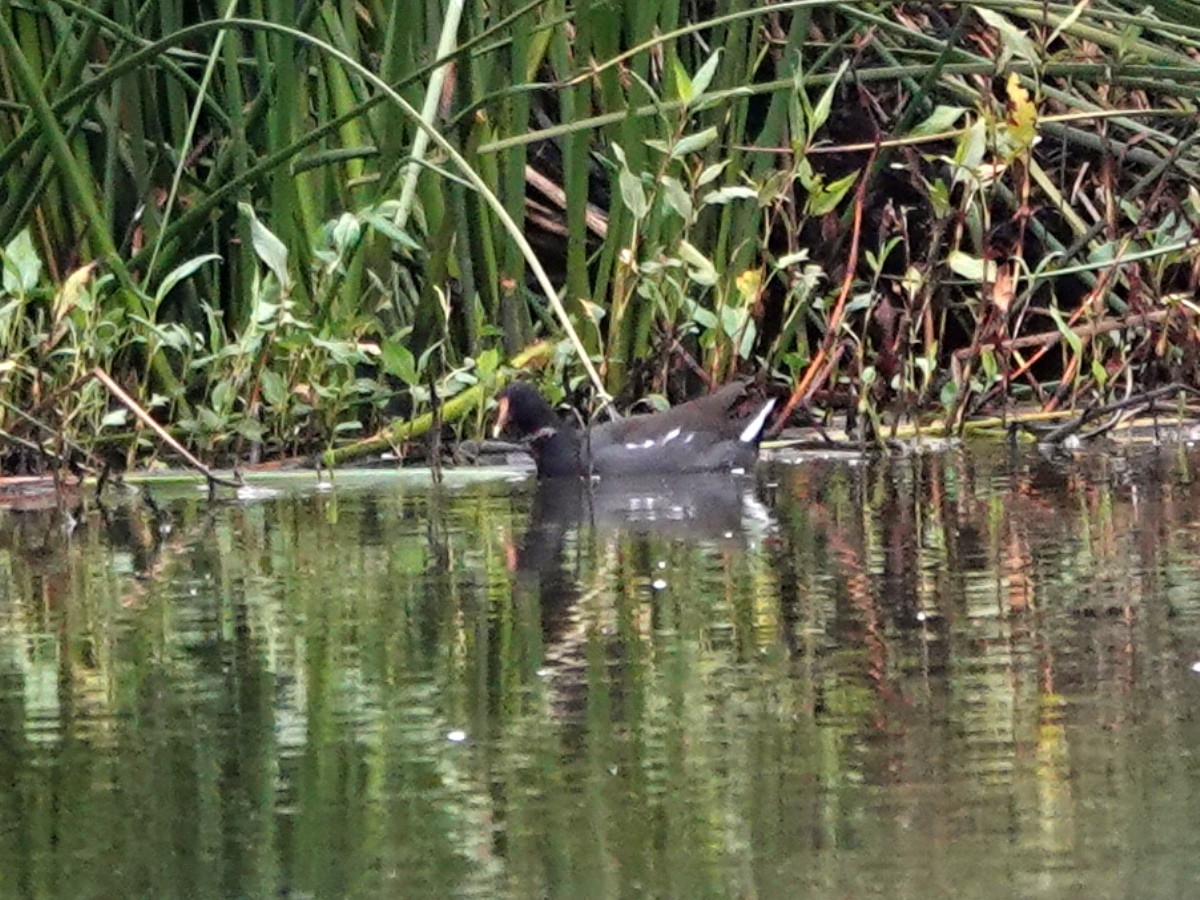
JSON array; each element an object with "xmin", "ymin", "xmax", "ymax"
[
  {"xmin": 319, "ymin": 339, "xmax": 555, "ymax": 468},
  {"xmin": 1025, "ymin": 382, "xmax": 1200, "ymax": 445}
]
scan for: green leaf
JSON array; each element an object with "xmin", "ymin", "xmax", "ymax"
[
  {"xmin": 670, "ymin": 126, "xmax": 718, "ymax": 160},
  {"xmin": 475, "ymin": 348, "xmax": 500, "ymax": 377},
  {"xmin": 678, "ymin": 241, "xmax": 718, "ymax": 285},
  {"xmin": 382, "ymin": 339, "xmax": 418, "ymax": 385},
  {"xmin": 1048, "ymin": 304, "xmax": 1082, "ymax": 355},
  {"xmin": 809, "ymin": 60, "xmax": 848, "ymax": 136},
  {"xmin": 774, "ymin": 249, "xmax": 810, "ymax": 269},
  {"xmin": 100, "ymin": 408, "xmax": 128, "ymax": 428},
  {"xmin": 671, "ymin": 55, "xmax": 693, "ymax": 104},
  {"xmin": 926, "ymin": 177, "xmax": 951, "ymax": 217},
  {"xmin": 947, "ymin": 251, "xmax": 997, "ymax": 283},
  {"xmin": 975, "ymin": 8, "xmax": 1041, "ymax": 65},
  {"xmin": 1, "ymin": 229, "xmax": 41, "ymax": 295},
  {"xmin": 701, "ymin": 185, "xmax": 758, "ymax": 206},
  {"xmin": 696, "ymin": 161, "xmax": 729, "ymax": 187},
  {"xmin": 260, "ymin": 368, "xmax": 289, "ymax": 408},
  {"xmin": 619, "ymin": 168, "xmax": 649, "ymax": 219},
  {"xmin": 153, "ymin": 253, "xmax": 222, "ymax": 310},
  {"xmin": 910, "ymin": 105, "xmax": 967, "ymax": 137},
  {"xmin": 807, "ymin": 171, "xmax": 858, "ymax": 215},
  {"xmin": 661, "ymin": 176, "xmax": 693, "ymax": 222},
  {"xmin": 252, "ymin": 298, "xmax": 279, "ymax": 326},
  {"xmin": 211, "ymin": 380, "xmax": 235, "ymax": 415},
  {"xmin": 418, "ymin": 340, "xmax": 443, "ymax": 373},
  {"xmin": 330, "ymin": 212, "xmax": 362, "ymax": 255},
  {"xmin": 311, "ymin": 337, "xmax": 369, "ymax": 366},
  {"xmin": 238, "ymin": 202, "xmax": 292, "ymax": 292},
  {"xmin": 236, "ymin": 418, "xmax": 265, "ymax": 443},
  {"xmin": 642, "ymin": 393, "xmax": 671, "ymax": 412},
  {"xmin": 690, "ymin": 49, "xmax": 722, "ymax": 103},
  {"xmin": 939, "ymin": 379, "xmax": 958, "ymax": 410},
  {"xmin": 951, "ymin": 119, "xmax": 987, "ymax": 184},
  {"xmin": 364, "ymin": 211, "xmax": 422, "ymax": 251},
  {"xmin": 684, "ymin": 298, "xmax": 718, "ymax": 329}
]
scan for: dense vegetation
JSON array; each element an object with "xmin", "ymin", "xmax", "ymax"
[{"xmin": 2, "ymin": 1, "xmax": 1199, "ymax": 475}]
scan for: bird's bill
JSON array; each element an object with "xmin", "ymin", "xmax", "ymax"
[{"xmin": 492, "ymin": 395, "xmax": 510, "ymax": 439}]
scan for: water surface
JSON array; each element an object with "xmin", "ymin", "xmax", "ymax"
[{"xmin": 2, "ymin": 446, "xmax": 1199, "ymax": 898}]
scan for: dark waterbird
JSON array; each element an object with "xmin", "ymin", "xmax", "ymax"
[{"xmin": 493, "ymin": 381, "xmax": 777, "ymax": 479}]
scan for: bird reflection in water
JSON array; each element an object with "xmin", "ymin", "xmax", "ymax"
[{"xmin": 509, "ymin": 474, "xmax": 775, "ymax": 725}]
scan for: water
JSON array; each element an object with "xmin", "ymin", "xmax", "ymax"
[{"xmin": 2, "ymin": 446, "xmax": 1200, "ymax": 898}]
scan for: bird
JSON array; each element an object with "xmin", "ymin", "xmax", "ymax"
[{"xmin": 493, "ymin": 381, "xmax": 777, "ymax": 479}]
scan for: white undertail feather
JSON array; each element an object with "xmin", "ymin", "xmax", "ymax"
[{"xmin": 738, "ymin": 398, "xmax": 777, "ymax": 443}]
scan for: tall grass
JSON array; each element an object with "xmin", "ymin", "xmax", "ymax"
[{"xmin": 1, "ymin": 1, "xmax": 1199, "ymax": 469}]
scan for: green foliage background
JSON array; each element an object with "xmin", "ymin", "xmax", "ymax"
[{"xmin": 2, "ymin": 1, "xmax": 1200, "ymax": 468}]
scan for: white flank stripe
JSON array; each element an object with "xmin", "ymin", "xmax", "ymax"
[
  {"xmin": 739, "ymin": 398, "xmax": 777, "ymax": 443},
  {"xmin": 660, "ymin": 427, "xmax": 682, "ymax": 445}
]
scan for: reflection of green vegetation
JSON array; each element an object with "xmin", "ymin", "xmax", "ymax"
[{"xmin": 1, "ymin": 449, "xmax": 1200, "ymax": 894}]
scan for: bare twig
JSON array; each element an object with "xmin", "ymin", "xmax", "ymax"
[
  {"xmin": 770, "ymin": 145, "xmax": 878, "ymax": 436},
  {"xmin": 1032, "ymin": 383, "xmax": 1200, "ymax": 444},
  {"xmin": 90, "ymin": 368, "xmax": 241, "ymax": 489}
]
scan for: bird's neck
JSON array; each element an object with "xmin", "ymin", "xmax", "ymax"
[{"xmin": 530, "ymin": 426, "xmax": 584, "ymax": 478}]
